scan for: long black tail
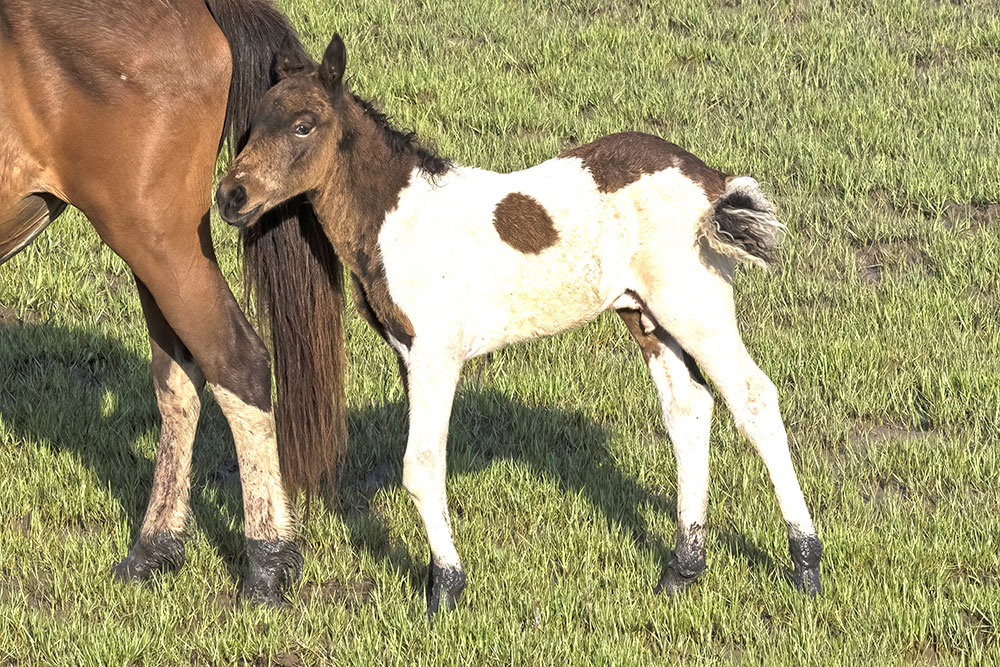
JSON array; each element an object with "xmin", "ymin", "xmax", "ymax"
[{"xmin": 206, "ymin": 0, "xmax": 347, "ymax": 499}]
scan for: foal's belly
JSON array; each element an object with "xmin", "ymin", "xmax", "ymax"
[{"xmin": 448, "ymin": 236, "xmax": 627, "ymax": 358}]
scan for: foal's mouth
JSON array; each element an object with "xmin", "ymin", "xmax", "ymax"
[{"xmin": 219, "ymin": 203, "xmax": 263, "ymax": 228}]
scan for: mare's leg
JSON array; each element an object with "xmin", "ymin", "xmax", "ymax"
[
  {"xmin": 93, "ymin": 208, "xmax": 300, "ymax": 604},
  {"xmin": 114, "ymin": 280, "xmax": 204, "ymax": 580},
  {"xmin": 619, "ymin": 310, "xmax": 714, "ymax": 595},
  {"xmin": 641, "ymin": 271, "xmax": 822, "ymax": 595},
  {"xmin": 400, "ymin": 348, "xmax": 466, "ymax": 617}
]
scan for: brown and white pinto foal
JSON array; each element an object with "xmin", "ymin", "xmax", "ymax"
[{"xmin": 217, "ymin": 34, "xmax": 823, "ymax": 615}]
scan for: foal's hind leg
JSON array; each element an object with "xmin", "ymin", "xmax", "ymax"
[
  {"xmin": 114, "ymin": 280, "xmax": 204, "ymax": 580},
  {"xmin": 619, "ymin": 311, "xmax": 714, "ymax": 595},
  {"xmin": 642, "ymin": 272, "xmax": 822, "ymax": 595},
  {"xmin": 399, "ymin": 347, "xmax": 466, "ymax": 617}
]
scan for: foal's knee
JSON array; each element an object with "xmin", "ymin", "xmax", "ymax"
[{"xmin": 402, "ymin": 452, "xmax": 433, "ymax": 504}]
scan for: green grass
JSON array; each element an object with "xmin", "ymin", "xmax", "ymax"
[{"xmin": 1, "ymin": 0, "xmax": 999, "ymax": 663}]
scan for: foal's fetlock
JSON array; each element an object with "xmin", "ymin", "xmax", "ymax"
[
  {"xmin": 426, "ymin": 560, "xmax": 467, "ymax": 619},
  {"xmin": 241, "ymin": 539, "xmax": 304, "ymax": 606},
  {"xmin": 113, "ymin": 532, "xmax": 185, "ymax": 582},
  {"xmin": 655, "ymin": 524, "xmax": 706, "ymax": 597},
  {"xmin": 788, "ymin": 532, "xmax": 822, "ymax": 596}
]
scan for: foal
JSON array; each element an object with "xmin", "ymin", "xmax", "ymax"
[{"xmin": 217, "ymin": 34, "xmax": 823, "ymax": 615}]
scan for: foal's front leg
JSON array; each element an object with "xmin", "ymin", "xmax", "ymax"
[{"xmin": 401, "ymin": 349, "xmax": 466, "ymax": 617}]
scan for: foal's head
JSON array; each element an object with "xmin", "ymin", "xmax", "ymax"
[{"xmin": 216, "ymin": 34, "xmax": 354, "ymax": 227}]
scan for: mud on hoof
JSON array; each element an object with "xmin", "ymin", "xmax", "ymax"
[
  {"xmin": 788, "ymin": 533, "xmax": 823, "ymax": 596},
  {"xmin": 425, "ymin": 561, "xmax": 467, "ymax": 619},
  {"xmin": 240, "ymin": 539, "xmax": 304, "ymax": 606},
  {"xmin": 655, "ymin": 561, "xmax": 704, "ymax": 597},
  {"xmin": 656, "ymin": 524, "xmax": 706, "ymax": 597},
  {"xmin": 113, "ymin": 532, "xmax": 185, "ymax": 582}
]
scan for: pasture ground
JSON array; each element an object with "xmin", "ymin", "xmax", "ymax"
[{"xmin": 1, "ymin": 0, "xmax": 998, "ymax": 664}]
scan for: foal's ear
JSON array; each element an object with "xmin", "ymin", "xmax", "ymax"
[
  {"xmin": 273, "ymin": 34, "xmax": 312, "ymax": 82},
  {"xmin": 319, "ymin": 33, "xmax": 347, "ymax": 93}
]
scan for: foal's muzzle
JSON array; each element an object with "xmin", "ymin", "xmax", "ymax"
[{"xmin": 215, "ymin": 181, "xmax": 260, "ymax": 227}]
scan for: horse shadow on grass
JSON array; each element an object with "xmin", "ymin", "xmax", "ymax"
[
  {"xmin": 0, "ymin": 322, "xmax": 783, "ymax": 602},
  {"xmin": 0, "ymin": 322, "xmax": 248, "ymax": 586}
]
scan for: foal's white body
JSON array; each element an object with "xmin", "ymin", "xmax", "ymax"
[
  {"xmin": 377, "ymin": 156, "xmax": 815, "ymax": 585},
  {"xmin": 381, "ymin": 158, "xmax": 709, "ymax": 358}
]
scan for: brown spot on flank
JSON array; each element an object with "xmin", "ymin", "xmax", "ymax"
[
  {"xmin": 560, "ymin": 132, "xmax": 728, "ymax": 200},
  {"xmin": 493, "ymin": 193, "xmax": 559, "ymax": 254}
]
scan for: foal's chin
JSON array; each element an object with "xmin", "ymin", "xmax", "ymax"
[{"xmin": 221, "ymin": 203, "xmax": 264, "ymax": 229}]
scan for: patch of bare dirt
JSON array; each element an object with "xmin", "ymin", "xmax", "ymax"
[
  {"xmin": 854, "ymin": 239, "xmax": 928, "ymax": 284},
  {"xmin": 363, "ymin": 460, "xmax": 395, "ymax": 492},
  {"xmin": 861, "ymin": 477, "xmax": 938, "ymax": 513},
  {"xmin": 863, "ymin": 423, "xmax": 935, "ymax": 442},
  {"xmin": 62, "ymin": 519, "xmax": 103, "ymax": 538},
  {"xmin": 949, "ymin": 566, "xmax": 999, "ymax": 589},
  {"xmin": 10, "ymin": 511, "xmax": 31, "ymax": 536},
  {"xmin": 237, "ymin": 653, "xmax": 302, "ymax": 667},
  {"xmin": 0, "ymin": 303, "xmax": 41, "ymax": 326},
  {"xmin": 908, "ymin": 642, "xmax": 939, "ymax": 665},
  {"xmin": 211, "ymin": 457, "xmax": 240, "ymax": 487},
  {"xmin": 941, "ymin": 201, "xmax": 1000, "ymax": 233},
  {"xmin": 300, "ymin": 578, "xmax": 374, "ymax": 610},
  {"xmin": 0, "ymin": 572, "xmax": 60, "ymax": 615},
  {"xmin": 960, "ymin": 608, "xmax": 998, "ymax": 648},
  {"xmin": 847, "ymin": 421, "xmax": 935, "ymax": 461}
]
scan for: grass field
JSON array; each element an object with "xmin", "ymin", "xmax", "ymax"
[{"xmin": 2, "ymin": 0, "xmax": 999, "ymax": 663}]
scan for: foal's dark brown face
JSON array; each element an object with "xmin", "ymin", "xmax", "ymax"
[{"xmin": 216, "ymin": 35, "xmax": 348, "ymax": 227}]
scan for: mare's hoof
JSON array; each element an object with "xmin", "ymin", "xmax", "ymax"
[
  {"xmin": 240, "ymin": 539, "xmax": 303, "ymax": 607},
  {"xmin": 113, "ymin": 532, "xmax": 185, "ymax": 582},
  {"xmin": 426, "ymin": 561, "xmax": 467, "ymax": 619},
  {"xmin": 788, "ymin": 533, "xmax": 823, "ymax": 597}
]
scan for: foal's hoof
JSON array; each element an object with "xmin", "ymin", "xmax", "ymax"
[
  {"xmin": 788, "ymin": 533, "xmax": 823, "ymax": 597},
  {"xmin": 655, "ymin": 560, "xmax": 703, "ymax": 598},
  {"xmin": 241, "ymin": 539, "xmax": 304, "ymax": 607},
  {"xmin": 425, "ymin": 561, "xmax": 467, "ymax": 619},
  {"xmin": 790, "ymin": 563, "xmax": 822, "ymax": 596},
  {"xmin": 113, "ymin": 532, "xmax": 185, "ymax": 582}
]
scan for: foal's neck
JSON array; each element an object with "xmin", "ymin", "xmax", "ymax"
[{"xmin": 310, "ymin": 104, "xmax": 419, "ymax": 283}]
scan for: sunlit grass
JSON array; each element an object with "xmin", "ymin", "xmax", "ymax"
[{"xmin": 0, "ymin": 0, "xmax": 998, "ymax": 663}]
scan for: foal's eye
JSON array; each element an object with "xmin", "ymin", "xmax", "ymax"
[{"xmin": 294, "ymin": 123, "xmax": 313, "ymax": 137}]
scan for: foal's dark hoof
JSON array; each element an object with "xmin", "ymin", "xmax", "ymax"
[
  {"xmin": 788, "ymin": 533, "xmax": 823, "ymax": 597},
  {"xmin": 655, "ymin": 559, "xmax": 704, "ymax": 597},
  {"xmin": 240, "ymin": 539, "xmax": 304, "ymax": 606},
  {"xmin": 790, "ymin": 563, "xmax": 822, "ymax": 596},
  {"xmin": 113, "ymin": 532, "xmax": 185, "ymax": 582},
  {"xmin": 426, "ymin": 561, "xmax": 467, "ymax": 619}
]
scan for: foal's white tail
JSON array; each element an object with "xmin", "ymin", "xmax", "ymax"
[{"xmin": 698, "ymin": 177, "xmax": 785, "ymax": 269}]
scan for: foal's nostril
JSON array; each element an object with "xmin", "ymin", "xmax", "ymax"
[
  {"xmin": 230, "ymin": 184, "xmax": 247, "ymax": 210},
  {"xmin": 216, "ymin": 182, "xmax": 248, "ymax": 223}
]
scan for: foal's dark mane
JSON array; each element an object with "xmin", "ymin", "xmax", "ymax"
[{"xmin": 349, "ymin": 92, "xmax": 451, "ymax": 176}]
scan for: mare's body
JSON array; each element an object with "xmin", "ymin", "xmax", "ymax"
[{"xmin": 0, "ymin": 0, "xmax": 342, "ymax": 602}]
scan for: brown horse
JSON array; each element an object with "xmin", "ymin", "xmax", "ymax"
[{"xmin": 0, "ymin": 0, "xmax": 347, "ymax": 603}]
